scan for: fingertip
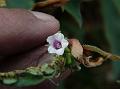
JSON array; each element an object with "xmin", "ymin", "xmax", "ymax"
[
  {"xmin": 31, "ymin": 11, "xmax": 60, "ymax": 34},
  {"xmin": 0, "ymin": 9, "xmax": 60, "ymax": 56}
]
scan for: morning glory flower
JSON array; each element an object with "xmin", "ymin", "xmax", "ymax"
[{"xmin": 47, "ymin": 32, "xmax": 69, "ymax": 55}]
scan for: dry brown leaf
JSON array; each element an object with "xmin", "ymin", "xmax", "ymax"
[
  {"xmin": 69, "ymin": 39, "xmax": 83, "ymax": 59},
  {"xmin": 83, "ymin": 57, "xmax": 104, "ymax": 68}
]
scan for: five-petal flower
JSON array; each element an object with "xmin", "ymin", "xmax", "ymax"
[{"xmin": 47, "ymin": 32, "xmax": 69, "ymax": 55}]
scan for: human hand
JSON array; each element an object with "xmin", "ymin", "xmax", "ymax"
[{"xmin": 0, "ymin": 8, "xmax": 68, "ymax": 89}]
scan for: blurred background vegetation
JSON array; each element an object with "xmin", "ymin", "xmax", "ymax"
[{"xmin": 1, "ymin": 0, "xmax": 120, "ymax": 89}]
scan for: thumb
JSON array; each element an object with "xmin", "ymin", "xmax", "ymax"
[{"xmin": 0, "ymin": 8, "xmax": 59, "ymax": 56}]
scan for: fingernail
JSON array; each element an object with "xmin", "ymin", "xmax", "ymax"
[
  {"xmin": 30, "ymin": 11, "xmax": 57, "ymax": 22},
  {"xmin": 30, "ymin": 11, "xmax": 60, "ymax": 32}
]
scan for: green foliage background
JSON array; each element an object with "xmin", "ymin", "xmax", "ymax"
[{"xmin": 1, "ymin": 0, "xmax": 120, "ymax": 89}]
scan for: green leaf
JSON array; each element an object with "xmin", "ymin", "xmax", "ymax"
[
  {"xmin": 3, "ymin": 78, "xmax": 17, "ymax": 85},
  {"xmin": 5, "ymin": 0, "xmax": 34, "ymax": 9},
  {"xmin": 60, "ymin": 13, "xmax": 84, "ymax": 40},
  {"xmin": 26, "ymin": 67, "xmax": 43, "ymax": 76},
  {"xmin": 41, "ymin": 64, "xmax": 55, "ymax": 75},
  {"xmin": 100, "ymin": 0, "xmax": 120, "ymax": 79},
  {"xmin": 14, "ymin": 65, "xmax": 55, "ymax": 87},
  {"xmin": 113, "ymin": 0, "xmax": 120, "ymax": 14},
  {"xmin": 60, "ymin": 0, "xmax": 84, "ymax": 41},
  {"xmin": 16, "ymin": 73, "xmax": 45, "ymax": 87},
  {"xmin": 64, "ymin": 0, "xmax": 82, "ymax": 27}
]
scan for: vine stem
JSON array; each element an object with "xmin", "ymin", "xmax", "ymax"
[{"xmin": 0, "ymin": 45, "xmax": 120, "ymax": 86}]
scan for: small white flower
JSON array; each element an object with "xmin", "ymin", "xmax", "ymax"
[{"xmin": 47, "ymin": 32, "xmax": 69, "ymax": 55}]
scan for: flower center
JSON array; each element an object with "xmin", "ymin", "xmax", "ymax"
[{"xmin": 53, "ymin": 40, "xmax": 62, "ymax": 49}]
